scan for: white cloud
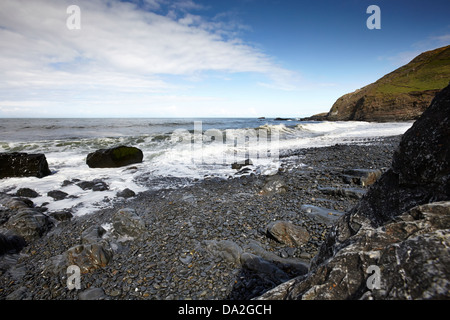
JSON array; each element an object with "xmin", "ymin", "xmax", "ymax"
[
  {"xmin": 378, "ymin": 33, "xmax": 450, "ymax": 67},
  {"xmin": 0, "ymin": 0, "xmax": 298, "ymax": 117},
  {"xmin": 430, "ymin": 33, "xmax": 450, "ymax": 44}
]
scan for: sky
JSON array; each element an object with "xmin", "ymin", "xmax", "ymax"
[{"xmin": 0, "ymin": 0, "xmax": 449, "ymax": 118}]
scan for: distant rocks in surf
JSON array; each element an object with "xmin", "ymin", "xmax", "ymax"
[
  {"xmin": 274, "ymin": 117, "xmax": 294, "ymax": 121},
  {"xmin": 231, "ymin": 159, "xmax": 253, "ymax": 170},
  {"xmin": 0, "ymin": 152, "xmax": 51, "ymax": 179},
  {"xmin": 86, "ymin": 146, "xmax": 143, "ymax": 168}
]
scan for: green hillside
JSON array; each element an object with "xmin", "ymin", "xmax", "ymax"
[
  {"xmin": 375, "ymin": 45, "xmax": 450, "ymax": 94},
  {"xmin": 322, "ymin": 45, "xmax": 450, "ymax": 122}
]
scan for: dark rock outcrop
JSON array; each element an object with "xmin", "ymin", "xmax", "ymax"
[
  {"xmin": 258, "ymin": 83, "xmax": 450, "ymax": 300},
  {"xmin": 86, "ymin": 146, "xmax": 143, "ymax": 168},
  {"xmin": 0, "ymin": 153, "xmax": 51, "ymax": 179}
]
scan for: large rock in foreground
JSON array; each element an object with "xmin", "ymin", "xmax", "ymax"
[
  {"xmin": 0, "ymin": 153, "xmax": 51, "ymax": 179},
  {"xmin": 259, "ymin": 83, "xmax": 450, "ymax": 300},
  {"xmin": 86, "ymin": 146, "xmax": 143, "ymax": 168},
  {"xmin": 258, "ymin": 201, "xmax": 450, "ymax": 300}
]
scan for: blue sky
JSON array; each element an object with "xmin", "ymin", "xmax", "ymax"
[{"xmin": 0, "ymin": 0, "xmax": 449, "ymax": 118}]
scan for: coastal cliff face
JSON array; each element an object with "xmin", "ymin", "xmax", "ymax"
[
  {"xmin": 259, "ymin": 83, "xmax": 450, "ymax": 300},
  {"xmin": 324, "ymin": 45, "xmax": 450, "ymax": 122}
]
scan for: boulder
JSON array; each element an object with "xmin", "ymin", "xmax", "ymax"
[
  {"xmin": 49, "ymin": 210, "xmax": 73, "ymax": 222},
  {"xmin": 258, "ymin": 83, "xmax": 450, "ymax": 300},
  {"xmin": 45, "ymin": 225, "xmax": 112, "ymax": 275},
  {"xmin": 260, "ymin": 175, "xmax": 287, "ymax": 195},
  {"xmin": 81, "ymin": 225, "xmax": 107, "ymax": 245},
  {"xmin": 112, "ymin": 208, "xmax": 146, "ymax": 239},
  {"xmin": 116, "ymin": 188, "xmax": 136, "ymax": 198},
  {"xmin": 300, "ymin": 205, "xmax": 345, "ymax": 226},
  {"xmin": 66, "ymin": 241, "xmax": 113, "ymax": 274},
  {"xmin": 203, "ymin": 239, "xmax": 243, "ymax": 265},
  {"xmin": 47, "ymin": 190, "xmax": 68, "ymax": 201},
  {"xmin": 266, "ymin": 221, "xmax": 310, "ymax": 247},
  {"xmin": 5, "ymin": 208, "xmax": 52, "ymax": 242},
  {"xmin": 341, "ymin": 168, "xmax": 383, "ymax": 187},
  {"xmin": 16, "ymin": 188, "xmax": 39, "ymax": 198},
  {"xmin": 240, "ymin": 252, "xmax": 290, "ymax": 283},
  {"xmin": 86, "ymin": 146, "xmax": 143, "ymax": 168},
  {"xmin": 0, "ymin": 152, "xmax": 51, "ymax": 178},
  {"xmin": 244, "ymin": 240, "xmax": 309, "ymax": 275}
]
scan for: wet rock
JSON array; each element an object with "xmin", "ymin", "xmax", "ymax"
[
  {"xmin": 76, "ymin": 179, "xmax": 109, "ymax": 191},
  {"xmin": 116, "ymin": 188, "xmax": 136, "ymax": 198},
  {"xmin": 266, "ymin": 221, "xmax": 310, "ymax": 247},
  {"xmin": 81, "ymin": 225, "xmax": 107, "ymax": 244},
  {"xmin": 16, "ymin": 188, "xmax": 39, "ymax": 198},
  {"xmin": 47, "ymin": 190, "xmax": 68, "ymax": 201},
  {"xmin": 300, "ymin": 205, "xmax": 345, "ymax": 226},
  {"xmin": 112, "ymin": 208, "xmax": 146, "ymax": 239},
  {"xmin": 86, "ymin": 146, "xmax": 143, "ymax": 168},
  {"xmin": 0, "ymin": 152, "xmax": 51, "ymax": 178},
  {"xmin": 203, "ymin": 239, "xmax": 243, "ymax": 265},
  {"xmin": 260, "ymin": 175, "xmax": 287, "ymax": 195},
  {"xmin": 341, "ymin": 169, "xmax": 383, "ymax": 187},
  {"xmin": 66, "ymin": 241, "xmax": 113, "ymax": 274},
  {"xmin": 49, "ymin": 210, "xmax": 73, "ymax": 222},
  {"xmin": 240, "ymin": 252, "xmax": 290, "ymax": 283},
  {"xmin": 5, "ymin": 208, "xmax": 52, "ymax": 243},
  {"xmin": 245, "ymin": 240, "xmax": 308, "ymax": 275}
]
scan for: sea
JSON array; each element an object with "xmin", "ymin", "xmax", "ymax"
[{"xmin": 0, "ymin": 118, "xmax": 414, "ymax": 216}]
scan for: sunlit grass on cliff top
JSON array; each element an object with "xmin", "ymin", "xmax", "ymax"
[{"xmin": 376, "ymin": 45, "xmax": 450, "ymax": 94}]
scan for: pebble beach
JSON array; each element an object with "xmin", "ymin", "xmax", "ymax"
[{"xmin": 0, "ymin": 135, "xmax": 401, "ymax": 300}]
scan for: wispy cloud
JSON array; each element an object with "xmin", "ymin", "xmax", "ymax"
[
  {"xmin": 0, "ymin": 0, "xmax": 297, "ymax": 116},
  {"xmin": 378, "ymin": 32, "xmax": 450, "ymax": 67}
]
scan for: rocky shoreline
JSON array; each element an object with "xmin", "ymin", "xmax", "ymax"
[{"xmin": 0, "ymin": 135, "xmax": 400, "ymax": 300}]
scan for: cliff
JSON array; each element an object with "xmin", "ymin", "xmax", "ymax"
[{"xmin": 317, "ymin": 45, "xmax": 450, "ymax": 122}]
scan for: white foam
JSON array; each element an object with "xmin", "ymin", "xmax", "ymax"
[{"xmin": 0, "ymin": 120, "xmax": 414, "ymax": 217}]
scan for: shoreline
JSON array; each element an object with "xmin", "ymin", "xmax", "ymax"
[{"xmin": 0, "ymin": 135, "xmax": 402, "ymax": 300}]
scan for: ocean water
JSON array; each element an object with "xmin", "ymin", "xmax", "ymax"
[{"xmin": 0, "ymin": 118, "xmax": 414, "ymax": 216}]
